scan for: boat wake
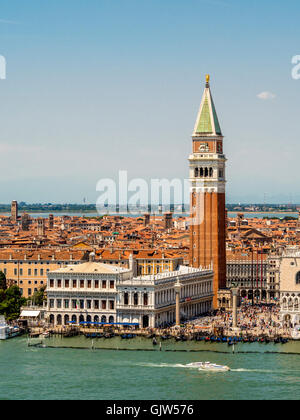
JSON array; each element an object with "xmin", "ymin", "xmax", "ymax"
[
  {"xmin": 136, "ymin": 362, "xmax": 229, "ymax": 371},
  {"xmin": 135, "ymin": 363, "xmax": 275, "ymax": 374},
  {"xmin": 135, "ymin": 362, "xmax": 188, "ymax": 368},
  {"xmin": 231, "ymin": 368, "xmax": 273, "ymax": 373}
]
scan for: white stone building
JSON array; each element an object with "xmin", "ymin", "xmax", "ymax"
[
  {"xmin": 279, "ymin": 246, "xmax": 300, "ymax": 327},
  {"xmin": 46, "ymin": 259, "xmax": 213, "ymax": 328}
]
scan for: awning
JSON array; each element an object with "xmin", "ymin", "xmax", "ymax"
[{"xmin": 20, "ymin": 310, "xmax": 41, "ymax": 318}]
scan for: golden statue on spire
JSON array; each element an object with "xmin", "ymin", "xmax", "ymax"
[{"xmin": 206, "ymin": 74, "xmax": 210, "ymax": 83}]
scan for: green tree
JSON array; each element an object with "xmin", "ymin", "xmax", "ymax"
[
  {"xmin": 0, "ymin": 286, "xmax": 26, "ymax": 321},
  {"xmin": 28, "ymin": 286, "xmax": 46, "ymax": 307},
  {"xmin": 0, "ymin": 271, "xmax": 6, "ymax": 291}
]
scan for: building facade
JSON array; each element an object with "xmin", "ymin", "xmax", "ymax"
[
  {"xmin": 226, "ymin": 254, "xmax": 268, "ymax": 301},
  {"xmin": 0, "ymin": 249, "xmax": 185, "ymax": 298},
  {"xmin": 279, "ymin": 246, "xmax": 300, "ymax": 327},
  {"xmin": 46, "ymin": 259, "xmax": 214, "ymax": 328},
  {"xmin": 189, "ymin": 75, "xmax": 227, "ymax": 307}
]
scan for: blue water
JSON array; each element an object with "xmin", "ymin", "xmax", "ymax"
[
  {"xmin": 0, "ymin": 211, "xmax": 297, "ymax": 219},
  {"xmin": 1, "ymin": 337, "xmax": 300, "ymax": 400}
]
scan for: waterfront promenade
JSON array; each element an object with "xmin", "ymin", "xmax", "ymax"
[{"xmin": 29, "ymin": 303, "xmax": 291, "ymax": 342}]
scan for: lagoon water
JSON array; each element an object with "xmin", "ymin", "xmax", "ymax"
[
  {"xmin": 0, "ymin": 212, "xmax": 297, "ymax": 219},
  {"xmin": 1, "ymin": 336, "xmax": 300, "ymax": 400}
]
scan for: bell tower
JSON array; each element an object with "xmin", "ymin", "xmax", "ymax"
[{"xmin": 189, "ymin": 75, "xmax": 227, "ymax": 308}]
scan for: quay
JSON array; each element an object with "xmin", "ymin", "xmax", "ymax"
[{"xmin": 27, "ymin": 323, "xmax": 291, "ymax": 345}]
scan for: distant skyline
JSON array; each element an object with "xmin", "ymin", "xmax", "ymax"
[{"xmin": 0, "ymin": 0, "xmax": 300, "ymax": 204}]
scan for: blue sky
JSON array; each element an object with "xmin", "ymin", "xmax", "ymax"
[{"xmin": 0, "ymin": 0, "xmax": 299, "ymax": 204}]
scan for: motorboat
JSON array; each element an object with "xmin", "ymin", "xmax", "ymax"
[
  {"xmin": 186, "ymin": 361, "xmax": 230, "ymax": 372},
  {"xmin": 0, "ymin": 324, "xmax": 21, "ymax": 340}
]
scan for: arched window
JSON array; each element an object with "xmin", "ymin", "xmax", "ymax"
[
  {"xmin": 200, "ymin": 167, "xmax": 204, "ymax": 177},
  {"xmin": 194, "ymin": 168, "xmax": 199, "ymax": 178},
  {"xmin": 57, "ymin": 314, "xmax": 62, "ymax": 326},
  {"xmin": 101, "ymin": 315, "xmax": 107, "ymax": 324},
  {"xmin": 134, "ymin": 293, "xmax": 139, "ymax": 306},
  {"xmin": 209, "ymin": 167, "xmax": 213, "ymax": 177},
  {"xmin": 282, "ymin": 298, "xmax": 287, "ymax": 310},
  {"xmin": 296, "ymin": 272, "xmax": 300, "ymax": 285},
  {"xmin": 204, "ymin": 167, "xmax": 208, "ymax": 177}
]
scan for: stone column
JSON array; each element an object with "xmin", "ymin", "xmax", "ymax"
[
  {"xmin": 174, "ymin": 279, "xmax": 181, "ymax": 326},
  {"xmin": 232, "ymin": 288, "xmax": 239, "ymax": 329}
]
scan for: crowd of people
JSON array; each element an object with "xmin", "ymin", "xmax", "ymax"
[{"xmin": 190, "ymin": 302, "xmax": 290, "ymax": 338}]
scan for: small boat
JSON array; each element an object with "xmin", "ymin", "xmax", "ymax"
[
  {"xmin": 0, "ymin": 320, "xmax": 22, "ymax": 340},
  {"xmin": 161, "ymin": 335, "xmax": 170, "ymax": 341},
  {"xmin": 40, "ymin": 331, "xmax": 50, "ymax": 339},
  {"xmin": 104, "ymin": 333, "xmax": 114, "ymax": 339},
  {"xmin": 186, "ymin": 362, "xmax": 230, "ymax": 372},
  {"xmin": 152, "ymin": 337, "xmax": 158, "ymax": 345}
]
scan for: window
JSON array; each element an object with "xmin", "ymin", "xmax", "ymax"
[
  {"xmin": 65, "ymin": 279, "xmax": 69, "ymax": 288},
  {"xmin": 34, "ymin": 269, "xmax": 38, "ymax": 276},
  {"xmin": 80, "ymin": 280, "xmax": 84, "ymax": 288},
  {"xmin": 57, "ymin": 280, "xmax": 62, "ymax": 288},
  {"xmin": 110, "ymin": 281, "xmax": 114, "ymax": 289},
  {"xmin": 109, "ymin": 300, "xmax": 114, "ymax": 310},
  {"xmin": 57, "ymin": 299, "xmax": 62, "ymax": 309},
  {"xmin": 102, "ymin": 300, "xmax": 107, "ymax": 310},
  {"xmin": 50, "ymin": 299, "xmax": 54, "ymax": 308},
  {"xmin": 40, "ymin": 269, "xmax": 44, "ymax": 275},
  {"xmin": 124, "ymin": 293, "xmax": 129, "ymax": 306},
  {"xmin": 72, "ymin": 300, "xmax": 77, "ymax": 309},
  {"xmin": 73, "ymin": 280, "xmax": 77, "ymax": 288},
  {"xmin": 296, "ymin": 272, "xmax": 300, "ymax": 285},
  {"xmin": 95, "ymin": 280, "xmax": 99, "ymax": 289},
  {"xmin": 14, "ymin": 268, "xmax": 17, "ymax": 276},
  {"xmin": 87, "ymin": 300, "xmax": 92, "ymax": 309},
  {"xmin": 80, "ymin": 300, "xmax": 84, "ymax": 309},
  {"xmin": 94, "ymin": 300, "xmax": 99, "ymax": 309},
  {"xmin": 134, "ymin": 293, "xmax": 138, "ymax": 306},
  {"xmin": 102, "ymin": 280, "xmax": 107, "ymax": 289},
  {"xmin": 50, "ymin": 279, "xmax": 54, "ymax": 288},
  {"xmin": 20, "ymin": 268, "xmax": 23, "ymax": 276},
  {"xmin": 87, "ymin": 280, "xmax": 92, "ymax": 289},
  {"xmin": 64, "ymin": 299, "xmax": 69, "ymax": 309}
]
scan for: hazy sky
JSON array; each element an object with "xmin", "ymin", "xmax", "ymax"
[{"xmin": 0, "ymin": 0, "xmax": 299, "ymax": 204}]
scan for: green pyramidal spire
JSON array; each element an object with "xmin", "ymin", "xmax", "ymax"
[{"xmin": 193, "ymin": 75, "xmax": 222, "ymax": 136}]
